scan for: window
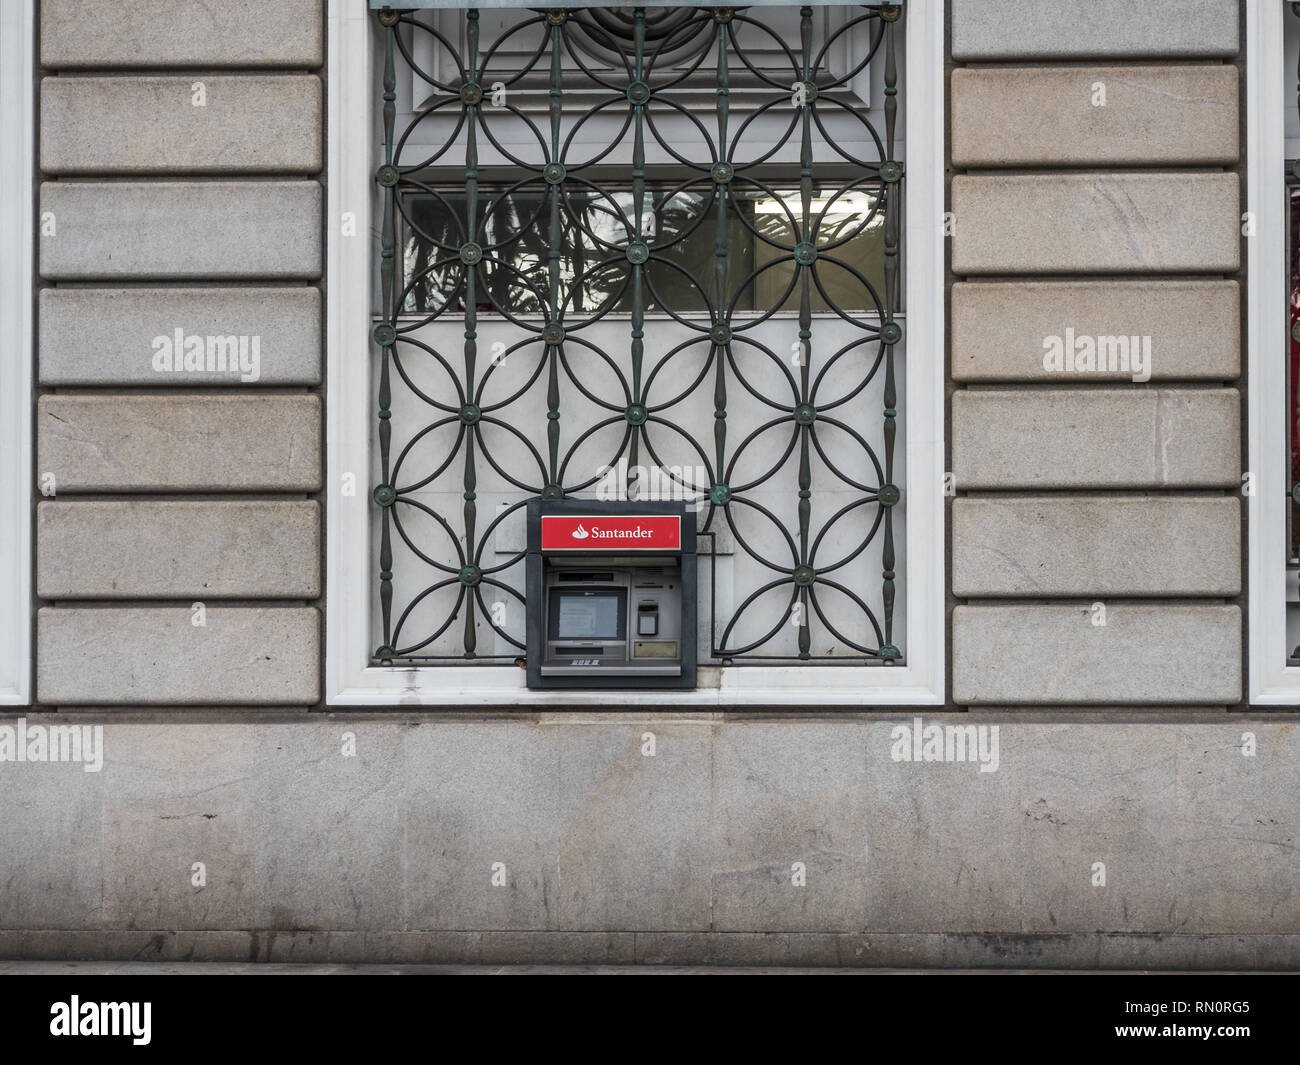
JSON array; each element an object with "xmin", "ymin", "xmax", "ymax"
[
  {"xmin": 1248, "ymin": 0, "xmax": 1299, "ymax": 701},
  {"xmin": 326, "ymin": 0, "xmax": 944, "ymax": 706}
]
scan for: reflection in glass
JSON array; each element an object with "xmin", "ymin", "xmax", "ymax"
[{"xmin": 401, "ymin": 182, "xmax": 887, "ymax": 317}]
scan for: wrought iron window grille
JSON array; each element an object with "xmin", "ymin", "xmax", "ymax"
[{"xmin": 371, "ymin": 4, "xmax": 904, "ymax": 667}]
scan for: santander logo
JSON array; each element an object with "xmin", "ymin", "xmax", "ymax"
[
  {"xmin": 541, "ymin": 514, "xmax": 681, "ymax": 551},
  {"xmin": 589, "ymin": 525, "xmax": 654, "ymax": 540}
]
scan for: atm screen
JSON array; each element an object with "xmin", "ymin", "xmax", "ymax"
[{"xmin": 553, "ymin": 589, "xmax": 626, "ymax": 641}]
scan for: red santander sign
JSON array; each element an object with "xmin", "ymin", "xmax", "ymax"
[{"xmin": 541, "ymin": 514, "xmax": 681, "ymax": 551}]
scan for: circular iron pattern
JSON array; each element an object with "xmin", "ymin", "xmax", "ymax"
[
  {"xmin": 375, "ymin": 4, "xmax": 903, "ymax": 664},
  {"xmin": 375, "ymin": 164, "xmax": 399, "ymax": 187},
  {"xmin": 372, "ymin": 322, "xmax": 397, "ymax": 347},
  {"xmin": 583, "ymin": 7, "xmax": 706, "ymax": 63}
]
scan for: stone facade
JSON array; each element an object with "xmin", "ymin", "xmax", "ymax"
[{"xmin": 4, "ymin": 0, "xmax": 1290, "ymax": 968}]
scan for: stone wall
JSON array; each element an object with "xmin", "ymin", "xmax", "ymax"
[
  {"xmin": 948, "ymin": 0, "xmax": 1245, "ymax": 707},
  {"xmin": 2, "ymin": 716, "xmax": 1297, "ymax": 967},
  {"xmin": 36, "ymin": 0, "xmax": 324, "ymax": 708},
  {"xmin": 8, "ymin": 0, "xmax": 1294, "ymax": 968}
]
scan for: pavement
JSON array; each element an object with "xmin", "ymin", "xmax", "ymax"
[{"xmin": 0, "ymin": 961, "xmax": 1229, "ymax": 975}]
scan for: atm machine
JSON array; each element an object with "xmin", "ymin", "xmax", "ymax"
[{"xmin": 525, "ymin": 499, "xmax": 697, "ymax": 689}]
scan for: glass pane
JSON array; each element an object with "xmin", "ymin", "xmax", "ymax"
[{"xmin": 401, "ymin": 181, "xmax": 887, "ymax": 317}]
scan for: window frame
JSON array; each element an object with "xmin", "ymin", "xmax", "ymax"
[
  {"xmin": 0, "ymin": 0, "xmax": 33, "ymax": 706},
  {"xmin": 1247, "ymin": 0, "xmax": 1298, "ymax": 704},
  {"xmin": 325, "ymin": 0, "xmax": 945, "ymax": 706}
]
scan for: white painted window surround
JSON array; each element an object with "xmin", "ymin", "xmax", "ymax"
[
  {"xmin": 1248, "ymin": 1, "xmax": 1298, "ymax": 704},
  {"xmin": 325, "ymin": 0, "xmax": 946, "ymax": 706},
  {"xmin": 0, "ymin": 0, "xmax": 33, "ymax": 706}
]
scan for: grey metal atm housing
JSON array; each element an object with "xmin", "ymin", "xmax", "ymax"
[{"xmin": 526, "ymin": 499, "xmax": 697, "ymax": 690}]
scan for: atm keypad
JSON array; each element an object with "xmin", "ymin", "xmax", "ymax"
[{"xmin": 637, "ymin": 602, "xmax": 658, "ymax": 636}]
